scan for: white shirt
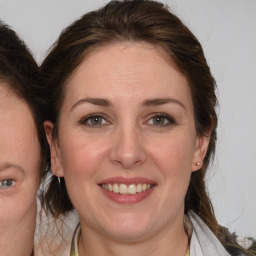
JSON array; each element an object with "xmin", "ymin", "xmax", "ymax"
[
  {"xmin": 188, "ymin": 211, "xmax": 231, "ymax": 256},
  {"xmin": 35, "ymin": 207, "xmax": 232, "ymax": 256}
]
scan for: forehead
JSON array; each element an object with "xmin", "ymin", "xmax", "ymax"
[
  {"xmin": 0, "ymin": 79, "xmax": 21, "ymax": 102},
  {"xmin": 0, "ymin": 83, "xmax": 32, "ymax": 122},
  {"xmin": 63, "ymin": 42, "xmax": 192, "ymax": 109},
  {"xmin": 0, "ymin": 82, "xmax": 40, "ymax": 166}
]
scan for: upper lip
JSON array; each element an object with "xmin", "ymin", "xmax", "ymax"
[{"xmin": 98, "ymin": 176, "xmax": 157, "ymax": 185}]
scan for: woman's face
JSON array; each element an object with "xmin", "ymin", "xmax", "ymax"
[
  {"xmin": 46, "ymin": 42, "xmax": 209, "ymax": 241},
  {"xmin": 0, "ymin": 84, "xmax": 40, "ymax": 235}
]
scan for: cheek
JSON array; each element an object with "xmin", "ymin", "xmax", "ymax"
[
  {"xmin": 59, "ymin": 134, "xmax": 109, "ymax": 181},
  {"xmin": 58, "ymin": 136, "xmax": 110, "ymax": 219},
  {"xmin": 149, "ymin": 134, "xmax": 196, "ymax": 175},
  {"xmin": 147, "ymin": 133, "xmax": 195, "ymax": 204},
  {"xmin": 0, "ymin": 185, "xmax": 37, "ymax": 231}
]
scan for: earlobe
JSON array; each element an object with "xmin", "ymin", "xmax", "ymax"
[
  {"xmin": 191, "ymin": 134, "xmax": 210, "ymax": 172},
  {"xmin": 44, "ymin": 121, "xmax": 64, "ymax": 177}
]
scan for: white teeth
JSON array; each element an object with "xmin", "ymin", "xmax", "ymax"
[
  {"xmin": 128, "ymin": 184, "xmax": 137, "ymax": 194},
  {"xmin": 108, "ymin": 183, "xmax": 113, "ymax": 192},
  {"xmin": 113, "ymin": 183, "xmax": 119, "ymax": 193},
  {"xmin": 136, "ymin": 183, "xmax": 142, "ymax": 193},
  {"xmin": 120, "ymin": 184, "xmax": 127, "ymax": 194},
  {"xmin": 101, "ymin": 183, "xmax": 153, "ymax": 194}
]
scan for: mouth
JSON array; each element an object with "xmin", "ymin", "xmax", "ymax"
[
  {"xmin": 100, "ymin": 183, "xmax": 154, "ymax": 195},
  {"xmin": 98, "ymin": 177, "xmax": 156, "ymax": 204}
]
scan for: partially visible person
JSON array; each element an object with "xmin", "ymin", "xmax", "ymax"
[{"xmin": 0, "ymin": 22, "xmax": 48, "ymax": 256}]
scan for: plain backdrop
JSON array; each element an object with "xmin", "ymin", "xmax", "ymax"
[{"xmin": 1, "ymin": 0, "xmax": 255, "ymax": 238}]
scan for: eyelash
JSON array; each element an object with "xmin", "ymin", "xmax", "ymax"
[
  {"xmin": 147, "ymin": 113, "xmax": 176, "ymax": 127},
  {"xmin": 79, "ymin": 113, "xmax": 109, "ymax": 127},
  {"xmin": 0, "ymin": 179, "xmax": 15, "ymax": 189},
  {"xmin": 79, "ymin": 112, "xmax": 175, "ymax": 128}
]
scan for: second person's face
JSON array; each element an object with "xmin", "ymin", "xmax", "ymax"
[
  {"xmin": 46, "ymin": 42, "xmax": 209, "ymax": 242},
  {"xmin": 0, "ymin": 84, "xmax": 40, "ymax": 236}
]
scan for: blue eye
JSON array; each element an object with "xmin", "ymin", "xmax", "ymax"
[
  {"xmin": 0, "ymin": 179, "xmax": 15, "ymax": 189},
  {"xmin": 148, "ymin": 114, "xmax": 175, "ymax": 127},
  {"xmin": 80, "ymin": 114, "xmax": 108, "ymax": 127}
]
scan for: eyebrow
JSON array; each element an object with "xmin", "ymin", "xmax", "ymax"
[
  {"xmin": 71, "ymin": 98, "xmax": 112, "ymax": 111},
  {"xmin": 142, "ymin": 97, "xmax": 186, "ymax": 109},
  {"xmin": 71, "ymin": 97, "xmax": 185, "ymax": 110},
  {"xmin": 0, "ymin": 163, "xmax": 23, "ymax": 172}
]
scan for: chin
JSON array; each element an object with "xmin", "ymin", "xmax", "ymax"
[{"xmin": 100, "ymin": 214, "xmax": 154, "ymax": 242}]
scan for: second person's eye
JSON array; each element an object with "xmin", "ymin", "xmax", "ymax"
[{"xmin": 0, "ymin": 179, "xmax": 15, "ymax": 189}]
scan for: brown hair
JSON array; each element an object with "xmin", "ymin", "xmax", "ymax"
[
  {"xmin": 0, "ymin": 22, "xmax": 48, "ymax": 179},
  {"xmin": 40, "ymin": 1, "xmax": 248, "ymax": 253}
]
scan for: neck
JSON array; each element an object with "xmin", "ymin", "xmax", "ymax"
[
  {"xmin": 79, "ymin": 216, "xmax": 188, "ymax": 256},
  {"xmin": 0, "ymin": 202, "xmax": 36, "ymax": 256}
]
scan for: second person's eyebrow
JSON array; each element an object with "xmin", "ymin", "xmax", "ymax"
[{"xmin": 0, "ymin": 162, "xmax": 24, "ymax": 172}]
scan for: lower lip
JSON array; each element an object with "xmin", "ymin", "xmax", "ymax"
[{"xmin": 99, "ymin": 186, "xmax": 156, "ymax": 204}]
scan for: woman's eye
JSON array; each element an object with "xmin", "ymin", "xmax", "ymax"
[
  {"xmin": 148, "ymin": 114, "xmax": 175, "ymax": 127},
  {"xmin": 0, "ymin": 179, "xmax": 15, "ymax": 189},
  {"xmin": 88, "ymin": 116, "xmax": 104, "ymax": 126},
  {"xmin": 80, "ymin": 114, "xmax": 108, "ymax": 127}
]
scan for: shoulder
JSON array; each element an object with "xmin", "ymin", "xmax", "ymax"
[{"xmin": 187, "ymin": 211, "xmax": 255, "ymax": 256}]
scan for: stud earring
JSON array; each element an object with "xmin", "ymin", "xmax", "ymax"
[{"xmin": 196, "ymin": 162, "xmax": 200, "ymax": 166}]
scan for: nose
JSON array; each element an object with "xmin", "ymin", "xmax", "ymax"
[{"xmin": 109, "ymin": 126, "xmax": 147, "ymax": 169}]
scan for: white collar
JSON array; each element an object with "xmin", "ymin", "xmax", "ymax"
[
  {"xmin": 71, "ymin": 211, "xmax": 231, "ymax": 256},
  {"xmin": 188, "ymin": 211, "xmax": 231, "ymax": 256}
]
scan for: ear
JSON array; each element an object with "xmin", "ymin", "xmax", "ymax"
[
  {"xmin": 191, "ymin": 133, "xmax": 210, "ymax": 172},
  {"xmin": 44, "ymin": 121, "xmax": 64, "ymax": 177}
]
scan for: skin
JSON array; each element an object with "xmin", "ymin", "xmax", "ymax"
[
  {"xmin": 0, "ymin": 84, "xmax": 40, "ymax": 256},
  {"xmin": 45, "ymin": 42, "xmax": 210, "ymax": 256}
]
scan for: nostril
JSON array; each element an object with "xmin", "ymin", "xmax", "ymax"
[{"xmin": 108, "ymin": 131, "xmax": 147, "ymax": 168}]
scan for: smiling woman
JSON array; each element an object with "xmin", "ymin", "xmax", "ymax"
[
  {"xmin": 40, "ymin": 1, "xmax": 252, "ymax": 256},
  {"xmin": 45, "ymin": 43, "xmax": 202, "ymax": 243},
  {"xmin": 0, "ymin": 22, "xmax": 48, "ymax": 256}
]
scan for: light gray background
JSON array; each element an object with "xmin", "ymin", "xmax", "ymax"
[{"xmin": 1, "ymin": 0, "xmax": 255, "ymax": 238}]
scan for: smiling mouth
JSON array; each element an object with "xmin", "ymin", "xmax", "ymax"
[{"xmin": 100, "ymin": 183, "xmax": 154, "ymax": 195}]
